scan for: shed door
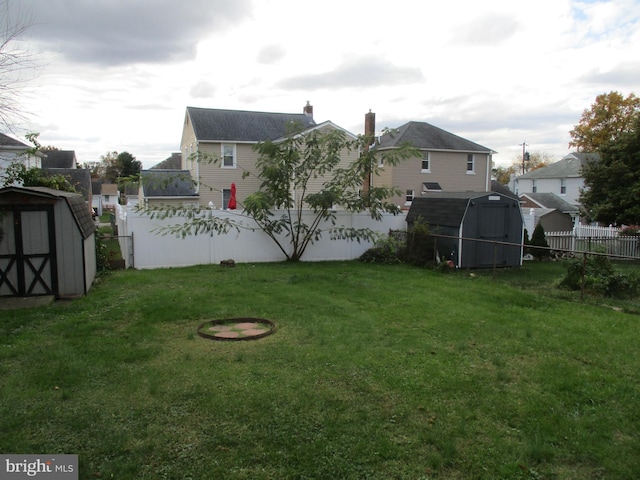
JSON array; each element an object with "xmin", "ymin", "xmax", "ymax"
[
  {"xmin": 0, "ymin": 207, "xmax": 57, "ymax": 297},
  {"xmin": 475, "ymin": 203, "xmax": 509, "ymax": 267}
]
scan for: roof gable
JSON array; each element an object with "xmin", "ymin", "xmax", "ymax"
[
  {"xmin": 101, "ymin": 183, "xmax": 119, "ymax": 196},
  {"xmin": 377, "ymin": 121, "xmax": 493, "ymax": 153},
  {"xmin": 186, "ymin": 107, "xmax": 317, "ymax": 143},
  {"xmin": 0, "ymin": 133, "xmax": 29, "ymax": 148}
]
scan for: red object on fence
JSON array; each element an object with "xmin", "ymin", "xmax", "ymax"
[{"xmin": 228, "ymin": 183, "xmax": 237, "ymax": 210}]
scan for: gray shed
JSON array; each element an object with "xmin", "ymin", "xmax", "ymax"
[
  {"xmin": 0, "ymin": 186, "xmax": 97, "ymax": 298},
  {"xmin": 407, "ymin": 192, "xmax": 524, "ymax": 268}
]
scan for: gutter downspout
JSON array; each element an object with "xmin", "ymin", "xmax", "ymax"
[
  {"xmin": 485, "ymin": 153, "xmax": 492, "ymax": 192},
  {"xmin": 195, "ymin": 141, "xmax": 200, "ymax": 194}
]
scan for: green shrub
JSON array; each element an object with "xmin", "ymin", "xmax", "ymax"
[
  {"xmin": 559, "ymin": 252, "xmax": 639, "ymax": 298},
  {"xmin": 529, "ymin": 224, "xmax": 550, "ymax": 260},
  {"xmin": 405, "ymin": 218, "xmax": 435, "ymax": 267},
  {"xmin": 359, "ymin": 236, "xmax": 403, "ymax": 265},
  {"xmin": 95, "ymin": 234, "xmax": 111, "ymax": 274}
]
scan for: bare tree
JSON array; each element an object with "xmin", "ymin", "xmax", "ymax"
[{"xmin": 0, "ymin": 0, "xmax": 37, "ymax": 132}]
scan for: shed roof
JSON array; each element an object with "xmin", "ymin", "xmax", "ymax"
[
  {"xmin": 0, "ymin": 186, "xmax": 95, "ymax": 239},
  {"xmin": 377, "ymin": 121, "xmax": 494, "ymax": 153},
  {"xmin": 407, "ymin": 192, "xmax": 509, "ymax": 227},
  {"xmin": 186, "ymin": 107, "xmax": 316, "ymax": 142},
  {"xmin": 141, "ymin": 170, "xmax": 198, "ymax": 197}
]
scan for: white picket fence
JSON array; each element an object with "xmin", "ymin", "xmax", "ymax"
[
  {"xmin": 114, "ymin": 204, "xmax": 407, "ymax": 269},
  {"xmin": 546, "ymin": 225, "xmax": 640, "ymax": 258}
]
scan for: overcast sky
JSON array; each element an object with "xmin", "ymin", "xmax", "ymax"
[{"xmin": 6, "ymin": 0, "xmax": 640, "ymax": 168}]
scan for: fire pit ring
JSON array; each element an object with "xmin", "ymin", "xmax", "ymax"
[{"xmin": 197, "ymin": 318, "xmax": 276, "ymax": 341}]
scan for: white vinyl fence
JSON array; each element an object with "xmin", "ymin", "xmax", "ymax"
[
  {"xmin": 114, "ymin": 204, "xmax": 407, "ymax": 269},
  {"xmin": 546, "ymin": 225, "xmax": 640, "ymax": 259}
]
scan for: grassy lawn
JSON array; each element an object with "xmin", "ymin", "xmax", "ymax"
[{"xmin": 1, "ymin": 261, "xmax": 639, "ymax": 479}]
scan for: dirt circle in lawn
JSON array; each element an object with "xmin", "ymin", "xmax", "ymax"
[{"xmin": 197, "ymin": 318, "xmax": 276, "ymax": 341}]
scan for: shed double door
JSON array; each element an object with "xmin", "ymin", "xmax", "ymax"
[{"xmin": 0, "ymin": 207, "xmax": 57, "ymax": 297}]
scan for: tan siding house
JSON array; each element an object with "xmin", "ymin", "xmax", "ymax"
[
  {"xmin": 177, "ymin": 104, "xmax": 358, "ymax": 209},
  {"xmin": 373, "ymin": 122, "xmax": 495, "ymax": 210}
]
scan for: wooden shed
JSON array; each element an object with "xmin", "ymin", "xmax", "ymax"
[
  {"xmin": 406, "ymin": 192, "xmax": 523, "ymax": 268},
  {"xmin": 0, "ymin": 186, "xmax": 97, "ymax": 298}
]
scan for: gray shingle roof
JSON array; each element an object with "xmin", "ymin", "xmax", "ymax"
[
  {"xmin": 187, "ymin": 107, "xmax": 316, "ymax": 142},
  {"xmin": 407, "ymin": 192, "xmax": 506, "ymax": 227},
  {"xmin": 40, "ymin": 168, "xmax": 92, "ymax": 201},
  {"xmin": 0, "ymin": 133, "xmax": 28, "ymax": 148},
  {"xmin": 42, "ymin": 150, "xmax": 76, "ymax": 169},
  {"xmin": 377, "ymin": 121, "xmax": 494, "ymax": 153},
  {"xmin": 520, "ymin": 192, "xmax": 579, "ymax": 213},
  {"xmin": 141, "ymin": 170, "xmax": 197, "ymax": 197},
  {"xmin": 518, "ymin": 152, "xmax": 599, "ymax": 179}
]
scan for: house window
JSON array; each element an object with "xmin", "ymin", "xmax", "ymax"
[
  {"xmin": 560, "ymin": 179, "xmax": 566, "ymax": 195},
  {"xmin": 421, "ymin": 152, "xmax": 430, "ymax": 172},
  {"xmin": 532, "ymin": 180, "xmax": 537, "ymax": 193},
  {"xmin": 466, "ymin": 154, "xmax": 475, "ymax": 173},
  {"xmin": 405, "ymin": 190, "xmax": 414, "ymax": 205},
  {"xmin": 221, "ymin": 144, "xmax": 236, "ymax": 168}
]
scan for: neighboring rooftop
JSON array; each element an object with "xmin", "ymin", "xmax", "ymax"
[
  {"xmin": 377, "ymin": 121, "xmax": 494, "ymax": 153},
  {"xmin": 42, "ymin": 150, "xmax": 77, "ymax": 169},
  {"xmin": 141, "ymin": 170, "xmax": 198, "ymax": 197},
  {"xmin": 519, "ymin": 192, "xmax": 580, "ymax": 213},
  {"xmin": 0, "ymin": 132, "xmax": 29, "ymax": 148},
  {"xmin": 186, "ymin": 106, "xmax": 317, "ymax": 142},
  {"xmin": 518, "ymin": 152, "xmax": 599, "ymax": 179},
  {"xmin": 151, "ymin": 153, "xmax": 182, "ymax": 169}
]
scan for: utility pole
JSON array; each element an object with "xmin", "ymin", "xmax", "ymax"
[{"xmin": 520, "ymin": 141, "xmax": 529, "ymax": 174}]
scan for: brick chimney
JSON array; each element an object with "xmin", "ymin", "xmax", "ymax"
[
  {"xmin": 364, "ymin": 109, "xmax": 376, "ymax": 146},
  {"xmin": 362, "ymin": 109, "xmax": 376, "ymax": 194},
  {"xmin": 303, "ymin": 101, "xmax": 313, "ymax": 118}
]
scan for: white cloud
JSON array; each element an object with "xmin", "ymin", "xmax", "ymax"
[{"xmin": 5, "ymin": 0, "xmax": 640, "ymax": 168}]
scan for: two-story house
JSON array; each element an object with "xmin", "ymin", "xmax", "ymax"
[
  {"xmin": 178, "ymin": 103, "xmax": 359, "ymax": 209},
  {"xmin": 372, "ymin": 121, "xmax": 495, "ymax": 210},
  {"xmin": 510, "ymin": 152, "xmax": 599, "ymax": 209}
]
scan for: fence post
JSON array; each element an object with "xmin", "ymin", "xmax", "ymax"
[
  {"xmin": 580, "ymin": 251, "xmax": 587, "ymax": 302},
  {"xmin": 493, "ymin": 241, "xmax": 497, "ymax": 280}
]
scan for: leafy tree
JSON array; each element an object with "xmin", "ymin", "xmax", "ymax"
[
  {"xmin": 493, "ymin": 151, "xmax": 555, "ymax": 184},
  {"xmin": 1, "ymin": 162, "xmax": 76, "ymax": 191},
  {"xmin": 529, "ymin": 223, "xmax": 550, "ymax": 261},
  {"xmin": 569, "ymin": 91, "xmax": 640, "ymax": 153},
  {"xmin": 97, "ymin": 150, "xmax": 141, "ymax": 183},
  {"xmin": 149, "ymin": 126, "xmax": 419, "ymax": 262},
  {"xmin": 580, "ymin": 115, "xmax": 640, "ymax": 225}
]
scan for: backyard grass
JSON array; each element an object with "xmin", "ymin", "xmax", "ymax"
[{"xmin": 1, "ymin": 261, "xmax": 639, "ymax": 479}]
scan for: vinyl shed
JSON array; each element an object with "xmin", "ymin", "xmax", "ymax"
[
  {"xmin": 0, "ymin": 186, "xmax": 97, "ymax": 298},
  {"xmin": 406, "ymin": 192, "xmax": 523, "ymax": 268}
]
